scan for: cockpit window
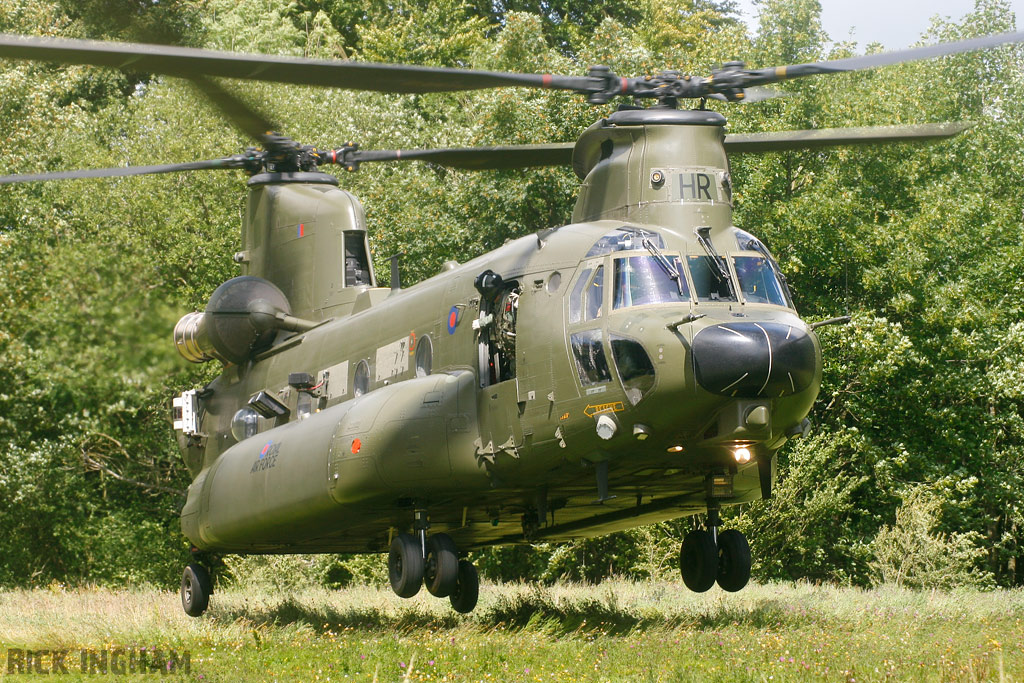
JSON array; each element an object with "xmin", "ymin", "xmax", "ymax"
[
  {"xmin": 568, "ymin": 267, "xmax": 592, "ymax": 324},
  {"xmin": 570, "ymin": 329, "xmax": 611, "ymax": 386},
  {"xmin": 732, "ymin": 229, "xmax": 794, "ymax": 307},
  {"xmin": 732, "ymin": 227, "xmax": 762, "ymax": 251},
  {"xmin": 687, "ymin": 255, "xmax": 737, "ymax": 302},
  {"xmin": 733, "ymin": 255, "xmax": 788, "ymax": 306},
  {"xmin": 610, "ymin": 335, "xmax": 656, "ymax": 405},
  {"xmin": 586, "ymin": 228, "xmax": 664, "ymax": 257},
  {"xmin": 613, "ymin": 256, "xmax": 691, "ymax": 309},
  {"xmin": 584, "ymin": 265, "xmax": 604, "ymax": 321}
]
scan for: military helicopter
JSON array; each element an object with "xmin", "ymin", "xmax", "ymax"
[{"xmin": 1, "ymin": 28, "xmax": 1021, "ymax": 617}]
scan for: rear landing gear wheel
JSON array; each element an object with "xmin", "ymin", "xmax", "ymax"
[
  {"xmin": 389, "ymin": 533, "xmax": 425, "ymax": 598},
  {"xmin": 716, "ymin": 529, "xmax": 751, "ymax": 592},
  {"xmin": 680, "ymin": 529, "xmax": 717, "ymax": 592},
  {"xmin": 449, "ymin": 559, "xmax": 479, "ymax": 614},
  {"xmin": 181, "ymin": 564, "xmax": 212, "ymax": 617},
  {"xmin": 425, "ymin": 533, "xmax": 459, "ymax": 598}
]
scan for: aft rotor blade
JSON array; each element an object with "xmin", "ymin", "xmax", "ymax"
[
  {"xmin": 724, "ymin": 122, "xmax": 972, "ymax": 153},
  {"xmin": 0, "ymin": 33, "xmax": 600, "ymax": 95},
  {"xmin": 744, "ymin": 31, "xmax": 1024, "ymax": 86},
  {"xmin": 0, "ymin": 157, "xmax": 250, "ymax": 184},
  {"xmin": 350, "ymin": 144, "xmax": 576, "ymax": 170}
]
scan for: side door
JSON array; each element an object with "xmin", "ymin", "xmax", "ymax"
[{"xmin": 475, "ymin": 277, "xmax": 525, "ymax": 462}]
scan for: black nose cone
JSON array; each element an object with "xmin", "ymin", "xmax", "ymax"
[{"xmin": 692, "ymin": 322, "xmax": 817, "ymax": 398}]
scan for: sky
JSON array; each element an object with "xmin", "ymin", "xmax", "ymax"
[{"xmin": 730, "ymin": 0, "xmax": 1024, "ymax": 49}]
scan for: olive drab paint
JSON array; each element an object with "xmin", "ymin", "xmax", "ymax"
[{"xmin": 175, "ymin": 108, "xmax": 821, "ymax": 555}]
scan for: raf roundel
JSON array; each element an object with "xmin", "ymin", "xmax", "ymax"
[{"xmin": 447, "ymin": 306, "xmax": 459, "ymax": 334}]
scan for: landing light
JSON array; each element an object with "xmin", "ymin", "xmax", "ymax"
[
  {"xmin": 667, "ymin": 445, "xmax": 684, "ymax": 453},
  {"xmin": 733, "ymin": 446, "xmax": 751, "ymax": 463}
]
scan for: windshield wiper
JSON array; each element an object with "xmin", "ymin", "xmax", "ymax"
[
  {"xmin": 641, "ymin": 233, "xmax": 684, "ymax": 296},
  {"xmin": 695, "ymin": 227, "xmax": 731, "ymax": 283}
]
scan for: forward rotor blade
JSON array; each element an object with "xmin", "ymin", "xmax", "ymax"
[
  {"xmin": 724, "ymin": 122, "xmax": 972, "ymax": 154},
  {"xmin": 0, "ymin": 33, "xmax": 599, "ymax": 95},
  {"xmin": 189, "ymin": 75, "xmax": 280, "ymax": 146},
  {"xmin": 744, "ymin": 31, "xmax": 1024, "ymax": 86},
  {"xmin": 0, "ymin": 157, "xmax": 249, "ymax": 184},
  {"xmin": 350, "ymin": 143, "xmax": 576, "ymax": 170}
]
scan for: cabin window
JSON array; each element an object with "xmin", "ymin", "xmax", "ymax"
[
  {"xmin": 733, "ymin": 255, "xmax": 788, "ymax": 306},
  {"xmin": 547, "ymin": 271, "xmax": 561, "ymax": 294},
  {"xmin": 613, "ymin": 255, "xmax": 690, "ymax": 309},
  {"xmin": 687, "ymin": 255, "xmax": 737, "ymax": 302},
  {"xmin": 353, "ymin": 360, "xmax": 370, "ymax": 396},
  {"xmin": 415, "ymin": 335, "xmax": 433, "ymax": 377},
  {"xmin": 610, "ymin": 335, "xmax": 656, "ymax": 405},
  {"xmin": 570, "ymin": 329, "xmax": 611, "ymax": 386}
]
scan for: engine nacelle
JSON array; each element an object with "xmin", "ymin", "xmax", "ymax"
[{"xmin": 173, "ymin": 276, "xmax": 315, "ymax": 364}]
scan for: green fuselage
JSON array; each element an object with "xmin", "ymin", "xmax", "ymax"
[{"xmin": 178, "ymin": 110, "xmax": 821, "ymax": 554}]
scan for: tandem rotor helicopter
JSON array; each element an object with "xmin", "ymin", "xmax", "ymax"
[{"xmin": 1, "ymin": 27, "xmax": 1022, "ymax": 616}]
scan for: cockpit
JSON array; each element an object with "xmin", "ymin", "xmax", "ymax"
[
  {"xmin": 568, "ymin": 226, "xmax": 792, "ymax": 315},
  {"xmin": 565, "ymin": 226, "xmax": 797, "ymax": 404}
]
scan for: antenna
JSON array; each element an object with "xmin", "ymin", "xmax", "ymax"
[{"xmin": 389, "ymin": 253, "xmax": 403, "ymax": 293}]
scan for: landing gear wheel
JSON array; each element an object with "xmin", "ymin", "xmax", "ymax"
[
  {"xmin": 388, "ymin": 533, "xmax": 425, "ymax": 598},
  {"xmin": 449, "ymin": 559, "xmax": 479, "ymax": 614},
  {"xmin": 424, "ymin": 533, "xmax": 459, "ymax": 598},
  {"xmin": 716, "ymin": 529, "xmax": 751, "ymax": 592},
  {"xmin": 181, "ymin": 564, "xmax": 212, "ymax": 617},
  {"xmin": 680, "ymin": 529, "xmax": 717, "ymax": 592}
]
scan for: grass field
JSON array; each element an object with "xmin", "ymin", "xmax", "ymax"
[{"xmin": 0, "ymin": 580, "xmax": 1021, "ymax": 681}]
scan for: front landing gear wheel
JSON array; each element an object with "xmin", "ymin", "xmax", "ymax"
[
  {"xmin": 449, "ymin": 559, "xmax": 479, "ymax": 614},
  {"xmin": 425, "ymin": 534, "xmax": 459, "ymax": 598},
  {"xmin": 716, "ymin": 529, "xmax": 751, "ymax": 592},
  {"xmin": 181, "ymin": 564, "xmax": 212, "ymax": 617},
  {"xmin": 389, "ymin": 533, "xmax": 425, "ymax": 598},
  {"xmin": 680, "ymin": 529, "xmax": 717, "ymax": 592}
]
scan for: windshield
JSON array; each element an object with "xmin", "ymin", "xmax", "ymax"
[
  {"xmin": 687, "ymin": 256, "xmax": 737, "ymax": 302},
  {"xmin": 733, "ymin": 255, "xmax": 789, "ymax": 306},
  {"xmin": 613, "ymin": 256, "xmax": 691, "ymax": 309}
]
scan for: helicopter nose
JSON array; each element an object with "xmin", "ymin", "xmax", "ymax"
[{"xmin": 691, "ymin": 321, "xmax": 818, "ymax": 398}]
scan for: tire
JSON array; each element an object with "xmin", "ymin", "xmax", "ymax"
[
  {"xmin": 389, "ymin": 533, "xmax": 424, "ymax": 598},
  {"xmin": 424, "ymin": 534, "xmax": 459, "ymax": 598},
  {"xmin": 449, "ymin": 559, "xmax": 479, "ymax": 614},
  {"xmin": 181, "ymin": 564, "xmax": 211, "ymax": 617},
  {"xmin": 716, "ymin": 529, "xmax": 751, "ymax": 592},
  {"xmin": 680, "ymin": 529, "xmax": 717, "ymax": 592}
]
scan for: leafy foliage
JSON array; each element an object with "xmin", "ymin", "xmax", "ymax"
[{"xmin": 871, "ymin": 485, "xmax": 993, "ymax": 589}]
